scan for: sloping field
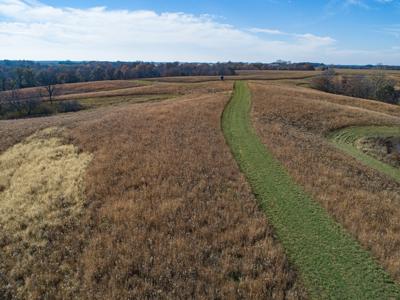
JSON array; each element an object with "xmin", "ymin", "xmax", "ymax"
[
  {"xmin": 0, "ymin": 80, "xmax": 150, "ymax": 102},
  {"xmin": 0, "ymin": 82, "xmax": 306, "ymax": 299},
  {"xmin": 145, "ymin": 70, "xmax": 320, "ymax": 83},
  {"xmin": 222, "ymin": 81, "xmax": 400, "ymax": 298},
  {"xmin": 253, "ymin": 80, "xmax": 400, "ymax": 119},
  {"xmin": 335, "ymin": 69, "xmax": 400, "ymax": 87},
  {"xmin": 2, "ymin": 75, "xmax": 399, "ymax": 299},
  {"xmin": 250, "ymin": 81, "xmax": 400, "ymax": 286},
  {"xmin": 0, "ymin": 81, "xmax": 231, "ymax": 150},
  {"xmin": 55, "ymin": 81, "xmax": 229, "ymax": 101}
]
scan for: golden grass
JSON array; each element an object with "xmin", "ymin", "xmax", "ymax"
[
  {"xmin": 250, "ymin": 81, "xmax": 400, "ymax": 283},
  {"xmin": 0, "ymin": 82, "xmax": 306, "ymax": 299},
  {"xmin": 0, "ymin": 127, "xmax": 92, "ymax": 298}
]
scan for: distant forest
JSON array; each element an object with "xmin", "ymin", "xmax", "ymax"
[
  {"xmin": 0, "ymin": 60, "xmax": 398, "ymax": 91},
  {"xmin": 0, "ymin": 60, "xmax": 318, "ymax": 91}
]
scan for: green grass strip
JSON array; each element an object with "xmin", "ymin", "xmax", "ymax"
[
  {"xmin": 329, "ymin": 126, "xmax": 400, "ymax": 182},
  {"xmin": 222, "ymin": 81, "xmax": 400, "ymax": 299}
]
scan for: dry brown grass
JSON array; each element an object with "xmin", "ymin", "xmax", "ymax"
[
  {"xmin": 145, "ymin": 70, "xmax": 320, "ymax": 84},
  {"xmin": 0, "ymin": 82, "xmax": 306, "ymax": 299},
  {"xmin": 55, "ymin": 81, "xmax": 230, "ymax": 101},
  {"xmin": 0, "ymin": 81, "xmax": 231, "ymax": 152},
  {"xmin": 355, "ymin": 136, "xmax": 400, "ymax": 168},
  {"xmin": 253, "ymin": 81, "xmax": 400, "ymax": 120},
  {"xmin": 0, "ymin": 80, "xmax": 148, "ymax": 102},
  {"xmin": 250, "ymin": 81, "xmax": 400, "ymax": 283},
  {"xmin": 335, "ymin": 68, "xmax": 400, "ymax": 86},
  {"xmin": 235, "ymin": 70, "xmax": 320, "ymax": 80}
]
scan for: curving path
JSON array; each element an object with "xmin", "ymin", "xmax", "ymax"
[{"xmin": 222, "ymin": 81, "xmax": 400, "ymax": 299}]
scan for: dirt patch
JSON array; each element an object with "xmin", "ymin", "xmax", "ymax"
[{"xmin": 355, "ymin": 136, "xmax": 400, "ymax": 168}]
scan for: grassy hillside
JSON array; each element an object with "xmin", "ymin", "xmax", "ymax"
[
  {"xmin": 0, "ymin": 80, "xmax": 306, "ymax": 299},
  {"xmin": 250, "ymin": 81, "xmax": 400, "ymax": 285},
  {"xmin": 1, "ymin": 71, "xmax": 399, "ymax": 299},
  {"xmin": 222, "ymin": 81, "xmax": 400, "ymax": 299}
]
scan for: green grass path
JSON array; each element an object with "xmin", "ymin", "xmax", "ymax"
[
  {"xmin": 329, "ymin": 126, "xmax": 400, "ymax": 182},
  {"xmin": 222, "ymin": 81, "xmax": 400, "ymax": 299}
]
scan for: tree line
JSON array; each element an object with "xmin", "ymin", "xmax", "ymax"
[
  {"xmin": 0, "ymin": 61, "xmax": 237, "ymax": 91},
  {"xmin": 312, "ymin": 69, "xmax": 399, "ymax": 104},
  {"xmin": 0, "ymin": 60, "xmax": 321, "ymax": 91}
]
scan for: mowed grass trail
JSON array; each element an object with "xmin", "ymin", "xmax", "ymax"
[
  {"xmin": 222, "ymin": 81, "xmax": 400, "ymax": 299},
  {"xmin": 329, "ymin": 126, "xmax": 400, "ymax": 182}
]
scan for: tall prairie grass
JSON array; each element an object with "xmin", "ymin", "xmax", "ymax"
[{"xmin": 251, "ymin": 82, "xmax": 400, "ymax": 283}]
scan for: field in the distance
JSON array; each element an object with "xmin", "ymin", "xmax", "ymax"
[{"xmin": 1, "ymin": 69, "xmax": 400, "ymax": 299}]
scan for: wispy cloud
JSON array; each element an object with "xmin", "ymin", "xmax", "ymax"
[
  {"xmin": 381, "ymin": 25, "xmax": 400, "ymax": 38},
  {"xmin": 344, "ymin": 0, "xmax": 396, "ymax": 8},
  {"xmin": 248, "ymin": 28, "xmax": 286, "ymax": 35},
  {"xmin": 345, "ymin": 0, "xmax": 370, "ymax": 8}
]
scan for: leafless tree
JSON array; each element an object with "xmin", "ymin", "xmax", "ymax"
[
  {"xmin": 41, "ymin": 84, "xmax": 56, "ymax": 104},
  {"xmin": 311, "ymin": 68, "xmax": 336, "ymax": 92}
]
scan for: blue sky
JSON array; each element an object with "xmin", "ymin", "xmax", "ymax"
[{"xmin": 0, "ymin": 0, "xmax": 399, "ymax": 64}]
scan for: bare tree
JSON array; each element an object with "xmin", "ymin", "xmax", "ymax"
[
  {"xmin": 37, "ymin": 69, "xmax": 57, "ymax": 104},
  {"xmin": 24, "ymin": 93, "xmax": 41, "ymax": 116},
  {"xmin": 4, "ymin": 87, "xmax": 24, "ymax": 116},
  {"xmin": 311, "ymin": 68, "xmax": 336, "ymax": 92},
  {"xmin": 44, "ymin": 84, "xmax": 56, "ymax": 104}
]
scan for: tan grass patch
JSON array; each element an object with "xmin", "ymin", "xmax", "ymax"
[{"xmin": 0, "ymin": 127, "xmax": 92, "ymax": 247}]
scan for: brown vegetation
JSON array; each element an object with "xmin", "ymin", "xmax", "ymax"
[
  {"xmin": 145, "ymin": 70, "xmax": 320, "ymax": 84},
  {"xmin": 250, "ymin": 81, "xmax": 400, "ymax": 283},
  {"xmin": 355, "ymin": 136, "xmax": 400, "ymax": 168},
  {"xmin": 0, "ymin": 81, "xmax": 306, "ymax": 299},
  {"xmin": 0, "ymin": 80, "xmax": 148, "ymax": 103}
]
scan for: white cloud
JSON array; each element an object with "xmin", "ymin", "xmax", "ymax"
[
  {"xmin": 248, "ymin": 28, "xmax": 286, "ymax": 35},
  {"xmin": 0, "ymin": 0, "xmax": 398, "ymax": 64},
  {"xmin": 381, "ymin": 25, "xmax": 400, "ymax": 38}
]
